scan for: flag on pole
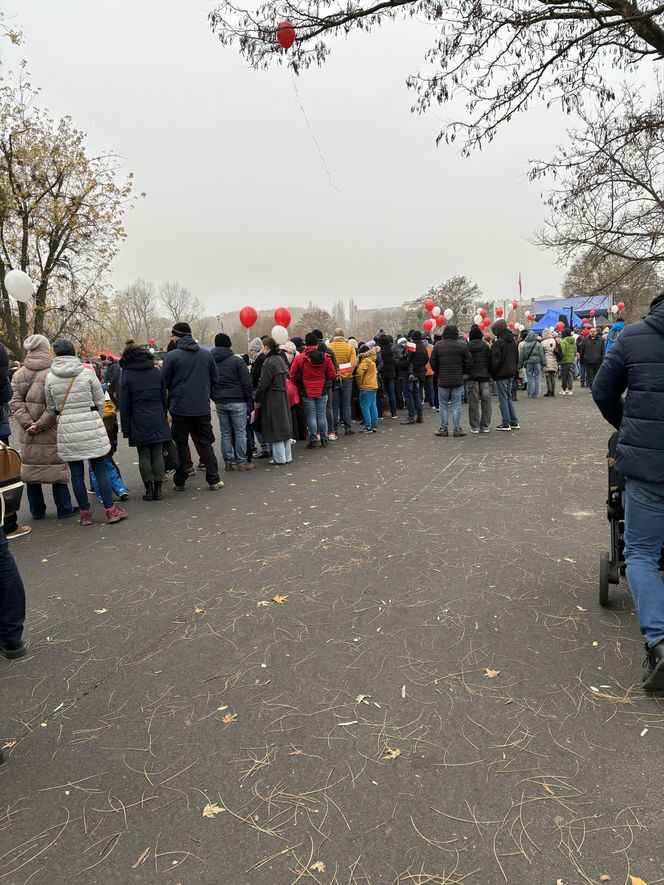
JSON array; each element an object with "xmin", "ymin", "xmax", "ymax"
[{"xmin": 518, "ymin": 272, "xmax": 522, "ymax": 297}]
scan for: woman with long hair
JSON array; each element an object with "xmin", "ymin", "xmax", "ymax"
[{"xmin": 254, "ymin": 338, "xmax": 293, "ymax": 465}]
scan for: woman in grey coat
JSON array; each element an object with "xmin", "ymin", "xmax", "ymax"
[
  {"xmin": 254, "ymin": 338, "xmax": 293, "ymax": 464},
  {"xmin": 44, "ymin": 340, "xmax": 127, "ymax": 525}
]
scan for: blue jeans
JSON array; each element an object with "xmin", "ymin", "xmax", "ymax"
[
  {"xmin": 26, "ymin": 482, "xmax": 75, "ymax": 519},
  {"xmin": 271, "ymin": 440, "xmax": 292, "ymax": 464},
  {"xmin": 216, "ymin": 402, "xmax": 248, "ymax": 465},
  {"xmin": 425, "ymin": 376, "xmax": 436, "ymax": 408},
  {"xmin": 438, "ymin": 386, "xmax": 464, "ymax": 432},
  {"xmin": 625, "ymin": 480, "xmax": 664, "ymax": 648},
  {"xmin": 333, "ymin": 380, "xmax": 352, "ymax": 431},
  {"xmin": 403, "ymin": 378, "xmax": 422, "ymax": 419},
  {"xmin": 526, "ymin": 364, "xmax": 542, "ymax": 398},
  {"xmin": 0, "ymin": 527, "xmax": 25, "ymax": 644},
  {"xmin": 495, "ymin": 379, "xmax": 518, "ymax": 426},
  {"xmin": 302, "ymin": 395, "xmax": 328, "ymax": 441},
  {"xmin": 383, "ymin": 379, "xmax": 397, "ymax": 416},
  {"xmin": 69, "ymin": 457, "xmax": 114, "ymax": 510},
  {"xmin": 359, "ymin": 390, "xmax": 378, "ymax": 430}
]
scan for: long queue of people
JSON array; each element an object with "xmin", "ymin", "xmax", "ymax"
[{"xmin": 0, "ymin": 317, "xmax": 624, "ymax": 540}]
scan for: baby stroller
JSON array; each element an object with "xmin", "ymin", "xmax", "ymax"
[{"xmin": 599, "ymin": 431, "xmax": 626, "ymax": 605}]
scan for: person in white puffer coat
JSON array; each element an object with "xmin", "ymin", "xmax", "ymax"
[
  {"xmin": 540, "ymin": 329, "xmax": 561, "ymax": 398},
  {"xmin": 44, "ymin": 339, "xmax": 127, "ymax": 526}
]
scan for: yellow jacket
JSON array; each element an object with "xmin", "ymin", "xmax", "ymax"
[
  {"xmin": 327, "ymin": 337, "xmax": 357, "ymax": 372},
  {"xmin": 356, "ymin": 352, "xmax": 378, "ymax": 391}
]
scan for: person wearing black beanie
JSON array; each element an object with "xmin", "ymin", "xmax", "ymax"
[
  {"xmin": 466, "ymin": 324, "xmax": 492, "ymax": 432},
  {"xmin": 401, "ymin": 332, "xmax": 428, "ymax": 425},
  {"xmin": 161, "ymin": 323, "xmax": 223, "ymax": 490},
  {"xmin": 210, "ymin": 332, "xmax": 255, "ymax": 472}
]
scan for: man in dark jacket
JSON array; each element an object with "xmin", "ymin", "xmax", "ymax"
[
  {"xmin": 401, "ymin": 331, "xmax": 428, "ymax": 425},
  {"xmin": 105, "ymin": 357, "xmax": 122, "ymax": 407},
  {"xmin": 578, "ymin": 326, "xmax": 604, "ymax": 389},
  {"xmin": 211, "ymin": 333, "xmax": 255, "ymax": 472},
  {"xmin": 162, "ymin": 322, "xmax": 223, "ymax": 490},
  {"xmin": 593, "ymin": 295, "xmax": 664, "ymax": 690},
  {"xmin": 490, "ymin": 320, "xmax": 520, "ymax": 431},
  {"xmin": 466, "ymin": 324, "xmax": 493, "ymax": 433},
  {"xmin": 378, "ymin": 335, "xmax": 397, "ymax": 417},
  {"xmin": 429, "ymin": 325, "xmax": 472, "ymax": 437}
]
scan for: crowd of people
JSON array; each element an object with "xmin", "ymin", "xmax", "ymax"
[{"xmin": 0, "ymin": 313, "xmax": 625, "ymax": 664}]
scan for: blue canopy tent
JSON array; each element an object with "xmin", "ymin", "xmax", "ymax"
[{"xmin": 531, "ymin": 309, "xmax": 583, "ymax": 331}]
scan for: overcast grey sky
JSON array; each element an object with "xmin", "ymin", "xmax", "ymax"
[{"xmin": 3, "ymin": 0, "xmax": 567, "ymax": 314}]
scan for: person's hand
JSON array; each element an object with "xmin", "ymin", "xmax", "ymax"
[{"xmin": 27, "ymin": 422, "xmax": 39, "ymax": 434}]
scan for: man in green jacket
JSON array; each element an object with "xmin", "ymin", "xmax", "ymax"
[{"xmin": 559, "ymin": 330, "xmax": 577, "ymax": 395}]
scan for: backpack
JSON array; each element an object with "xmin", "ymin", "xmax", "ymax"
[{"xmin": 0, "ymin": 441, "xmax": 23, "ymax": 521}]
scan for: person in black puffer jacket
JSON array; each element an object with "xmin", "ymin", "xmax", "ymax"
[
  {"xmin": 466, "ymin": 324, "xmax": 492, "ymax": 433},
  {"xmin": 211, "ymin": 333, "xmax": 255, "ymax": 472},
  {"xmin": 593, "ymin": 294, "xmax": 664, "ymax": 690},
  {"xmin": 401, "ymin": 331, "xmax": 427, "ymax": 424},
  {"xmin": 378, "ymin": 335, "xmax": 397, "ymax": 417},
  {"xmin": 429, "ymin": 325, "xmax": 472, "ymax": 436},
  {"xmin": 490, "ymin": 319, "xmax": 520, "ymax": 430}
]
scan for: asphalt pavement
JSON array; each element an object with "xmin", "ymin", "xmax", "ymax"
[{"xmin": 2, "ymin": 391, "xmax": 663, "ymax": 885}]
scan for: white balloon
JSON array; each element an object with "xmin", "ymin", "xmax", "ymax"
[
  {"xmin": 431, "ymin": 306, "xmax": 441, "ymax": 317},
  {"xmin": 443, "ymin": 308, "xmax": 454, "ymax": 321},
  {"xmin": 271, "ymin": 324, "xmax": 289, "ymax": 345},
  {"xmin": 4, "ymin": 269, "xmax": 34, "ymax": 303},
  {"xmin": 473, "ymin": 314, "xmax": 483, "ymax": 326},
  {"xmin": 611, "ymin": 304, "xmax": 619, "ymax": 314}
]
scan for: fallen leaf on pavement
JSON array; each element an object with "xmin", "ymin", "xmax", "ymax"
[
  {"xmin": 383, "ymin": 748, "xmax": 401, "ymax": 760},
  {"xmin": 202, "ymin": 803, "xmax": 225, "ymax": 818},
  {"xmin": 599, "ymin": 876, "xmax": 611, "ymax": 883},
  {"xmin": 310, "ymin": 861, "xmax": 326, "ymax": 872},
  {"xmin": 355, "ymin": 694, "xmax": 370, "ymax": 704},
  {"xmin": 272, "ymin": 594, "xmax": 288, "ymax": 604},
  {"xmin": 630, "ymin": 878, "xmax": 648, "ymax": 885},
  {"xmin": 193, "ymin": 606, "xmax": 205, "ymax": 614},
  {"xmin": 221, "ymin": 713, "xmax": 237, "ymax": 725},
  {"xmin": 483, "ymin": 668, "xmax": 500, "ymax": 678}
]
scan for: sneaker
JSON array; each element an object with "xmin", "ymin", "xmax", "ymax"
[
  {"xmin": 345, "ymin": 428, "xmax": 356, "ymax": 435},
  {"xmin": 79, "ymin": 508, "xmax": 93, "ymax": 526},
  {"xmin": 470, "ymin": 428, "xmax": 480, "ymax": 434},
  {"xmin": 453, "ymin": 430, "xmax": 467, "ymax": 438},
  {"xmin": 643, "ymin": 641, "xmax": 664, "ymax": 691},
  {"xmin": 224, "ymin": 463, "xmax": 234, "ymax": 472},
  {"xmin": 415, "ymin": 415, "xmax": 424, "ymax": 424},
  {"xmin": 208, "ymin": 481, "xmax": 225, "ymax": 490},
  {"xmin": 105, "ymin": 504, "xmax": 128, "ymax": 524},
  {"xmin": 306, "ymin": 440, "xmax": 318, "ymax": 449},
  {"xmin": 480, "ymin": 428, "xmax": 491, "ymax": 433},
  {"xmin": 568, "ymin": 390, "xmax": 573, "ymax": 396},
  {"xmin": 173, "ymin": 484, "xmax": 186, "ymax": 491},
  {"xmin": 0, "ymin": 639, "xmax": 26, "ymax": 660},
  {"xmin": 316, "ymin": 433, "xmax": 321, "ymax": 441},
  {"xmin": 6, "ymin": 526, "xmax": 31, "ymax": 540},
  {"xmin": 187, "ymin": 467, "xmax": 195, "ymax": 476},
  {"xmin": 238, "ymin": 463, "xmax": 256, "ymax": 471},
  {"xmin": 434, "ymin": 429, "xmax": 449, "ymax": 437},
  {"xmin": 57, "ymin": 507, "xmax": 80, "ymax": 519},
  {"xmin": 495, "ymin": 424, "xmax": 512, "ymax": 431},
  {"xmin": 196, "ymin": 463, "xmax": 206, "ymax": 471},
  {"xmin": 370, "ymin": 428, "xmax": 378, "ymax": 433},
  {"xmin": 510, "ymin": 422, "xmax": 521, "ymax": 430},
  {"xmin": 328, "ymin": 432, "xmax": 338, "ymax": 441},
  {"xmin": 400, "ymin": 418, "xmax": 415, "ymax": 425}
]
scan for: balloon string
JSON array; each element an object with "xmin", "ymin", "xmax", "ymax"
[{"xmin": 291, "ymin": 74, "xmax": 341, "ymax": 193}]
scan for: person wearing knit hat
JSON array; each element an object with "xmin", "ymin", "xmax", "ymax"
[
  {"xmin": 9, "ymin": 333, "xmax": 77, "ymax": 523},
  {"xmin": 161, "ymin": 322, "xmax": 223, "ymax": 490},
  {"xmin": 490, "ymin": 319, "xmax": 520, "ymax": 430},
  {"xmin": 211, "ymin": 332, "xmax": 255, "ymax": 472},
  {"xmin": 290, "ymin": 336, "xmax": 304, "ymax": 352},
  {"xmin": 466, "ymin": 324, "xmax": 493, "ymax": 431},
  {"xmin": 248, "ymin": 337, "xmax": 263, "ymax": 358},
  {"xmin": 400, "ymin": 331, "xmax": 428, "ymax": 425},
  {"xmin": 53, "ymin": 339, "xmax": 76, "ymax": 357}
]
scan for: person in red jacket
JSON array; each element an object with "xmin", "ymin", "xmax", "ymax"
[{"xmin": 289, "ymin": 332, "xmax": 336, "ymax": 448}]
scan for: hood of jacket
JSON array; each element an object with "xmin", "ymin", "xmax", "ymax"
[
  {"xmin": 541, "ymin": 329, "xmax": 552, "ymax": 340},
  {"xmin": 498, "ymin": 329, "xmax": 515, "ymax": 344},
  {"xmin": 50, "ymin": 355, "xmax": 84, "ymax": 378},
  {"xmin": 608, "ymin": 320, "xmax": 626, "ymax": 339},
  {"xmin": 304, "ymin": 345, "xmax": 325, "ymax": 365},
  {"xmin": 176, "ymin": 334, "xmax": 200, "ymax": 353},
  {"xmin": 23, "ymin": 348, "xmax": 53, "ymax": 372},
  {"xmin": 121, "ymin": 347, "xmax": 154, "ymax": 370},
  {"xmin": 525, "ymin": 330, "xmax": 538, "ymax": 343},
  {"xmin": 442, "ymin": 325, "xmax": 459, "ymax": 340},
  {"xmin": 212, "ymin": 345, "xmax": 234, "ymax": 363}
]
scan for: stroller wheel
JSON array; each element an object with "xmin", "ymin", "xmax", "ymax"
[{"xmin": 599, "ymin": 551, "xmax": 610, "ymax": 607}]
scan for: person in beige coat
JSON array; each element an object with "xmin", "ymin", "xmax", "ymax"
[
  {"xmin": 541, "ymin": 329, "xmax": 561, "ymax": 397},
  {"xmin": 10, "ymin": 335, "xmax": 77, "ymax": 520}
]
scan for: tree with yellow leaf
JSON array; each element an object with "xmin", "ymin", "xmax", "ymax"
[{"xmin": 0, "ymin": 70, "xmax": 137, "ymax": 357}]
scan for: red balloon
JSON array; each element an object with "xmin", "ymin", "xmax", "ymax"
[
  {"xmin": 511, "ymin": 301, "xmax": 518, "ymax": 311},
  {"xmin": 274, "ymin": 307, "xmax": 291, "ymax": 328},
  {"xmin": 508, "ymin": 321, "xmax": 515, "ymax": 329},
  {"xmin": 435, "ymin": 315, "xmax": 444, "ymax": 327},
  {"xmin": 424, "ymin": 298, "xmax": 435, "ymax": 313},
  {"xmin": 423, "ymin": 318, "xmax": 434, "ymax": 331},
  {"xmin": 479, "ymin": 308, "xmax": 487, "ymax": 318},
  {"xmin": 589, "ymin": 309, "xmax": 595, "ymax": 317},
  {"xmin": 482, "ymin": 319, "xmax": 491, "ymax": 329},
  {"xmin": 149, "ymin": 337, "xmax": 155, "ymax": 346},
  {"xmin": 556, "ymin": 321, "xmax": 565, "ymax": 331},
  {"xmin": 496, "ymin": 307, "xmax": 504, "ymax": 318},
  {"xmin": 277, "ymin": 20, "xmax": 296, "ymax": 49},
  {"xmin": 617, "ymin": 301, "xmax": 625, "ymax": 311},
  {"xmin": 239, "ymin": 306, "xmax": 258, "ymax": 328}
]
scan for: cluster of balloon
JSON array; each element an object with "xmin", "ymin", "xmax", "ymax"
[
  {"xmin": 274, "ymin": 307, "xmax": 291, "ymax": 328},
  {"xmin": 4, "ymin": 269, "xmax": 34, "ymax": 303},
  {"xmin": 239, "ymin": 306, "xmax": 258, "ymax": 328},
  {"xmin": 611, "ymin": 301, "xmax": 625, "ymax": 315},
  {"xmin": 277, "ymin": 20, "xmax": 296, "ymax": 49}
]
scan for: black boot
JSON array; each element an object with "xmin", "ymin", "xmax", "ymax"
[
  {"xmin": 153, "ymin": 481, "xmax": 163, "ymax": 501},
  {"xmin": 142, "ymin": 481, "xmax": 154, "ymax": 501},
  {"xmin": 643, "ymin": 641, "xmax": 664, "ymax": 691}
]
